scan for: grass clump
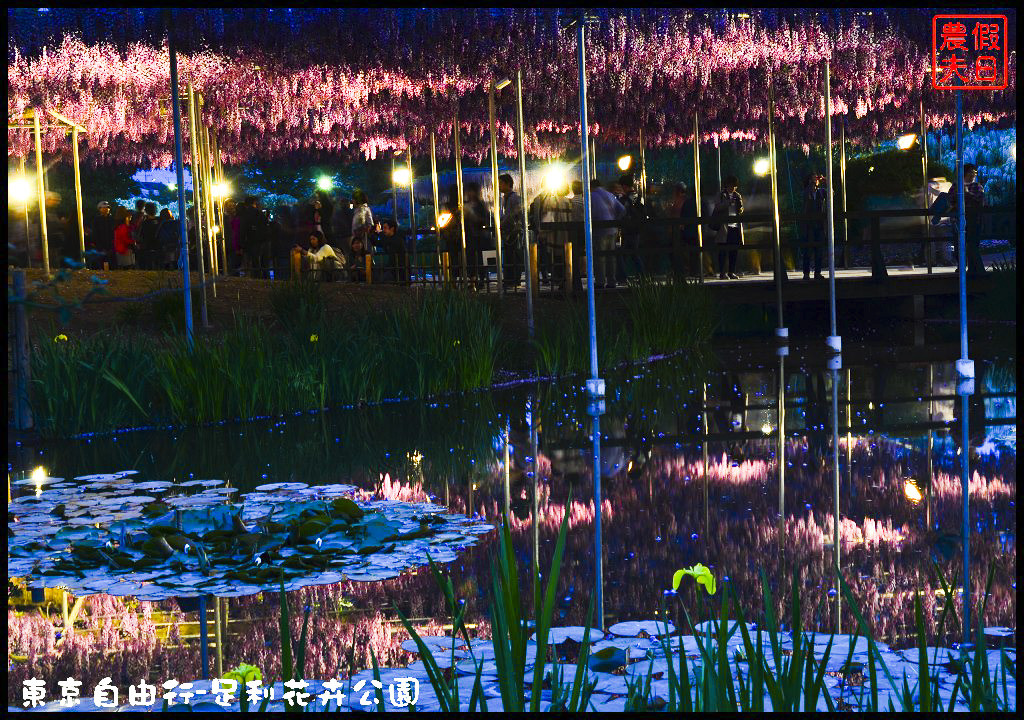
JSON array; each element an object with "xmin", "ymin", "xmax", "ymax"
[{"xmin": 29, "ymin": 289, "xmax": 501, "ymax": 437}]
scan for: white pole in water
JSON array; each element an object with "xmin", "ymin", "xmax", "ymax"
[{"xmin": 953, "ymin": 85, "xmax": 973, "ymax": 647}]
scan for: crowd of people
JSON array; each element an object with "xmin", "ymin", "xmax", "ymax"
[{"xmin": 11, "ymin": 164, "xmax": 988, "ymax": 283}]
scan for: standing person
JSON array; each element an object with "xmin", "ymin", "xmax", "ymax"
[
  {"xmin": 670, "ymin": 183, "xmax": 699, "ymax": 278},
  {"xmin": 87, "ymin": 201, "xmax": 117, "ymax": 269},
  {"xmin": 532, "ymin": 184, "xmax": 572, "ymax": 285},
  {"xmin": 591, "ymin": 178, "xmax": 626, "ymax": 289},
  {"xmin": 134, "ymin": 202, "xmax": 159, "ymax": 269},
  {"xmin": 618, "ymin": 174, "xmax": 647, "ymax": 278},
  {"xmin": 239, "ymin": 196, "xmax": 270, "ymax": 278},
  {"xmin": 314, "ymin": 189, "xmax": 334, "ymax": 238},
  {"xmin": 712, "ymin": 175, "xmax": 743, "ymax": 280},
  {"xmin": 463, "ymin": 182, "xmax": 491, "ymax": 288},
  {"xmin": 351, "ymin": 189, "xmax": 374, "ymax": 252},
  {"xmin": 113, "ymin": 207, "xmax": 137, "ymax": 269},
  {"xmin": 375, "ymin": 218, "xmax": 409, "ymax": 282},
  {"xmin": 334, "ymin": 193, "xmax": 354, "ymax": 251},
  {"xmin": 949, "ymin": 163, "xmax": 987, "ymax": 276},
  {"xmin": 223, "ymin": 199, "xmax": 243, "ymax": 275},
  {"xmin": 498, "ymin": 174, "xmax": 524, "ymax": 290},
  {"xmin": 439, "ymin": 185, "xmax": 463, "ymax": 281},
  {"xmin": 801, "ymin": 174, "xmax": 826, "ymax": 280},
  {"xmin": 155, "ymin": 208, "xmax": 180, "ymax": 270}
]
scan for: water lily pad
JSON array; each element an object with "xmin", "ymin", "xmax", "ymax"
[{"xmin": 608, "ymin": 620, "xmax": 676, "ymax": 638}]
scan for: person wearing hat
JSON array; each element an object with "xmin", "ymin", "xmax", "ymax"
[{"xmin": 87, "ymin": 201, "xmax": 118, "ymax": 269}]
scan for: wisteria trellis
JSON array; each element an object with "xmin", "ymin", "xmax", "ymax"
[{"xmin": 6, "ymin": 8, "xmax": 1017, "ymax": 167}]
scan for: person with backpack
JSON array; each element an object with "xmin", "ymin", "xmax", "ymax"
[
  {"xmin": 134, "ymin": 202, "xmax": 160, "ymax": 269},
  {"xmin": 801, "ymin": 174, "xmax": 826, "ymax": 280},
  {"xmin": 617, "ymin": 173, "xmax": 647, "ymax": 278},
  {"xmin": 239, "ymin": 196, "xmax": 270, "ymax": 278},
  {"xmin": 155, "ymin": 208, "xmax": 181, "ymax": 270}
]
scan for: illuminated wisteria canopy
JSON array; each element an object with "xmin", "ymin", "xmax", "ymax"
[{"xmin": 7, "ymin": 8, "xmax": 1018, "ymax": 167}]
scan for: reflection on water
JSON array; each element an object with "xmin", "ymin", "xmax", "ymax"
[{"xmin": 7, "ymin": 350, "xmax": 1016, "ymax": 692}]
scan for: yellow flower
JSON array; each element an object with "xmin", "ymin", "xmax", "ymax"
[
  {"xmin": 673, "ymin": 563, "xmax": 717, "ymax": 596},
  {"xmin": 309, "ymin": 334, "xmax": 319, "ymax": 343},
  {"xmin": 223, "ymin": 663, "xmax": 262, "ymax": 689},
  {"xmin": 54, "ymin": 334, "xmax": 68, "ymax": 342}
]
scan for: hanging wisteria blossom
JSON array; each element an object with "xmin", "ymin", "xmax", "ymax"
[{"xmin": 6, "ymin": 8, "xmax": 1016, "ymax": 167}]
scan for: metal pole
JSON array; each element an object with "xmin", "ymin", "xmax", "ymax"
[
  {"xmin": 576, "ymin": 15, "xmax": 602, "ymax": 396},
  {"xmin": 488, "ymin": 82, "xmax": 504, "ymax": 293},
  {"xmin": 638, "ymin": 127, "xmax": 648, "ymax": 205},
  {"xmin": 768, "ymin": 73, "xmax": 786, "ymax": 338},
  {"xmin": 72, "ymin": 128, "xmax": 85, "ymax": 263},
  {"xmin": 391, "ymin": 155, "xmax": 398, "ymax": 227},
  {"xmin": 831, "ymin": 365, "xmax": 841, "ymax": 632},
  {"xmin": 824, "ymin": 59, "xmax": 840, "ymax": 352},
  {"xmin": 515, "ymin": 71, "xmax": 535, "ymax": 338},
  {"xmin": 921, "ymin": 99, "xmax": 932, "ymax": 274},
  {"xmin": 591, "ymin": 408, "xmax": 604, "ymax": 631},
  {"xmin": 716, "ymin": 141, "xmax": 722, "ymax": 194},
  {"xmin": 430, "ymin": 132, "xmax": 442, "ymax": 279},
  {"xmin": 19, "ymin": 156, "xmax": 32, "ymax": 269},
  {"xmin": 777, "ymin": 350, "xmax": 786, "ymax": 525},
  {"xmin": 453, "ymin": 111, "xmax": 468, "ymax": 286},
  {"xmin": 926, "ymin": 363, "xmax": 933, "ymax": 530},
  {"xmin": 199, "ymin": 106, "xmax": 219, "ymax": 287},
  {"xmin": 214, "ymin": 597, "xmax": 223, "ymax": 678},
  {"xmin": 187, "ymin": 83, "xmax": 210, "ymax": 328},
  {"xmin": 839, "ymin": 118, "xmax": 849, "ymax": 269},
  {"xmin": 31, "ymin": 110, "xmax": 51, "ymax": 276},
  {"xmin": 693, "ymin": 113, "xmax": 705, "ymax": 283},
  {"xmin": 213, "ymin": 130, "xmax": 228, "ymax": 276},
  {"xmin": 590, "ymin": 136, "xmax": 597, "ymax": 179},
  {"xmin": 955, "ymin": 90, "xmax": 968, "ymax": 366},
  {"xmin": 407, "ymin": 146, "xmax": 417, "ymax": 283},
  {"xmin": 168, "ymin": 11, "xmax": 195, "ymax": 348}
]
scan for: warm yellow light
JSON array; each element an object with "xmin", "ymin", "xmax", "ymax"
[
  {"xmin": 897, "ymin": 133, "xmax": 917, "ymax": 151},
  {"xmin": 392, "ymin": 167, "xmax": 412, "ymax": 186},
  {"xmin": 211, "ymin": 224, "xmax": 220, "ymax": 234},
  {"xmin": 761, "ymin": 423, "xmax": 773, "ymax": 435},
  {"xmin": 9, "ymin": 175, "xmax": 33, "ymax": 206},
  {"xmin": 542, "ymin": 165, "xmax": 567, "ymax": 194},
  {"xmin": 316, "ymin": 176, "xmax": 333, "ymax": 191},
  {"xmin": 753, "ymin": 158, "xmax": 771, "ymax": 176},
  {"xmin": 31, "ymin": 466, "xmax": 46, "ymax": 484},
  {"xmin": 211, "ymin": 182, "xmax": 231, "ymax": 199},
  {"xmin": 617, "ymin": 155, "xmax": 633, "ymax": 172},
  {"xmin": 903, "ymin": 479, "xmax": 923, "ymax": 504},
  {"xmin": 437, "ymin": 211, "xmax": 453, "ymax": 229}
]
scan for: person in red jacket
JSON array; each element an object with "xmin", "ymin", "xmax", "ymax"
[{"xmin": 113, "ymin": 208, "xmax": 136, "ymax": 268}]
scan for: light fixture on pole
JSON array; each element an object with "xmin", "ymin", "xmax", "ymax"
[
  {"xmin": 316, "ymin": 175, "xmax": 333, "ymax": 191},
  {"xmin": 8, "ymin": 174, "xmax": 33, "ymax": 206},
  {"xmin": 896, "ymin": 133, "xmax": 917, "ymax": 151},
  {"xmin": 617, "ymin": 154, "xmax": 632, "ymax": 172},
  {"xmin": 391, "ymin": 167, "xmax": 412, "ymax": 186},
  {"xmin": 753, "ymin": 157, "xmax": 771, "ymax": 176}
]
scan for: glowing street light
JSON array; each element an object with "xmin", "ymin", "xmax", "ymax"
[
  {"xmin": 166, "ymin": 182, "xmax": 177, "ymax": 192},
  {"xmin": 897, "ymin": 133, "xmax": 917, "ymax": 151},
  {"xmin": 617, "ymin": 154, "xmax": 633, "ymax": 172},
  {"xmin": 437, "ymin": 211, "xmax": 453, "ymax": 229},
  {"xmin": 211, "ymin": 181, "xmax": 231, "ymax": 199},
  {"xmin": 542, "ymin": 165, "xmax": 567, "ymax": 194},
  {"xmin": 753, "ymin": 157, "xmax": 771, "ymax": 176},
  {"xmin": 392, "ymin": 167, "xmax": 412, "ymax": 187},
  {"xmin": 316, "ymin": 175, "xmax": 333, "ymax": 191},
  {"xmin": 8, "ymin": 174, "xmax": 33, "ymax": 206},
  {"xmin": 903, "ymin": 479, "xmax": 923, "ymax": 504}
]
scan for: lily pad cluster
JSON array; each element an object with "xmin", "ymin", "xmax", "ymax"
[{"xmin": 8, "ymin": 472, "xmax": 493, "ymax": 601}]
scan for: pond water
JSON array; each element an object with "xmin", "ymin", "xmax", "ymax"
[{"xmin": 7, "ymin": 337, "xmax": 1016, "ymax": 698}]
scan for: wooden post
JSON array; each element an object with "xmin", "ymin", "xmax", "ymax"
[
  {"xmin": 564, "ymin": 240, "xmax": 573, "ymax": 297},
  {"xmin": 214, "ymin": 597, "xmax": 224, "ymax": 678},
  {"xmin": 12, "ymin": 270, "xmax": 33, "ymax": 431},
  {"xmin": 72, "ymin": 128, "xmax": 86, "ymax": 264},
  {"xmin": 529, "ymin": 242, "xmax": 539, "ymax": 299},
  {"xmin": 441, "ymin": 251, "xmax": 450, "ymax": 284},
  {"xmin": 453, "ymin": 112, "xmax": 468, "ymax": 286},
  {"xmin": 30, "ymin": 110, "xmax": 51, "ymax": 276},
  {"xmin": 365, "ymin": 254, "xmax": 373, "ymax": 284}
]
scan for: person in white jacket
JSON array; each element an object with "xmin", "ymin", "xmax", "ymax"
[
  {"xmin": 291, "ymin": 230, "xmax": 343, "ymax": 278},
  {"xmin": 590, "ymin": 179, "xmax": 626, "ymax": 288}
]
